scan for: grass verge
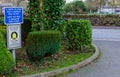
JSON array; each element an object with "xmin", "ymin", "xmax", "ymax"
[{"xmin": 4, "ymin": 45, "xmax": 95, "ymax": 77}]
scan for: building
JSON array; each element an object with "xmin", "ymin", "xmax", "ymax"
[
  {"xmin": 0, "ymin": 3, "xmax": 14, "ymax": 14},
  {"xmin": 0, "ymin": 0, "xmax": 28, "ymax": 14},
  {"xmin": 0, "ymin": 0, "xmax": 28, "ymax": 6},
  {"xmin": 98, "ymin": 6, "xmax": 120, "ymax": 14},
  {"xmin": 98, "ymin": 0, "xmax": 120, "ymax": 14},
  {"xmin": 0, "ymin": 0, "xmax": 17, "ymax": 4}
]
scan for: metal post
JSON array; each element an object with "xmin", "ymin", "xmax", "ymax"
[{"xmin": 12, "ymin": 49, "xmax": 16, "ymax": 65}]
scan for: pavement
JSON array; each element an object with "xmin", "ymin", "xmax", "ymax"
[
  {"xmin": 92, "ymin": 26, "xmax": 120, "ymax": 29},
  {"xmin": 65, "ymin": 40, "xmax": 120, "ymax": 77},
  {"xmin": 93, "ymin": 27, "xmax": 120, "ymax": 41},
  {"xmin": 63, "ymin": 26, "xmax": 120, "ymax": 77}
]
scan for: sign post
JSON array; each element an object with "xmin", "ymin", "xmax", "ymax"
[{"xmin": 4, "ymin": 7, "xmax": 23, "ymax": 64}]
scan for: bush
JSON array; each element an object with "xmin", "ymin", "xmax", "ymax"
[
  {"xmin": 0, "ymin": 31, "xmax": 14, "ymax": 75},
  {"xmin": 0, "ymin": 26, "xmax": 6, "ymax": 30},
  {"xmin": 66, "ymin": 20, "xmax": 92, "ymax": 51},
  {"xmin": 0, "ymin": 30, "xmax": 6, "ymax": 44},
  {"xmin": 26, "ymin": 30, "xmax": 61, "ymax": 61}
]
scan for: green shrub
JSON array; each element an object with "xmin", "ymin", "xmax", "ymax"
[
  {"xmin": 26, "ymin": 30, "xmax": 61, "ymax": 61},
  {"xmin": 0, "ymin": 26, "xmax": 6, "ymax": 39},
  {"xmin": 0, "ymin": 26, "xmax": 6, "ymax": 30},
  {"xmin": 0, "ymin": 27, "xmax": 7, "ymax": 47},
  {"xmin": 0, "ymin": 31, "xmax": 14, "ymax": 75},
  {"xmin": 0, "ymin": 30, "xmax": 6, "ymax": 44},
  {"xmin": 66, "ymin": 20, "xmax": 92, "ymax": 51}
]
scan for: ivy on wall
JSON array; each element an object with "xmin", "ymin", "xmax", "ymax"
[
  {"xmin": 43, "ymin": 0, "xmax": 65, "ymax": 30},
  {"xmin": 28, "ymin": 0, "xmax": 44, "ymax": 31},
  {"xmin": 28, "ymin": 0, "xmax": 65, "ymax": 31}
]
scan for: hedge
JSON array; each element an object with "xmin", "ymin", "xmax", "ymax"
[
  {"xmin": 0, "ymin": 26, "xmax": 7, "ymax": 42},
  {"xmin": 0, "ymin": 30, "xmax": 14, "ymax": 75},
  {"xmin": 66, "ymin": 19, "xmax": 92, "ymax": 51},
  {"xmin": 63, "ymin": 14, "xmax": 120, "ymax": 26},
  {"xmin": 26, "ymin": 30, "xmax": 61, "ymax": 61}
]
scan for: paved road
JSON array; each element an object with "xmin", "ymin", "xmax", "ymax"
[
  {"xmin": 62, "ymin": 28, "xmax": 120, "ymax": 77},
  {"xmin": 93, "ymin": 29, "xmax": 120, "ymax": 41}
]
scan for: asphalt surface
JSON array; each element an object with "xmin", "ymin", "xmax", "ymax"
[
  {"xmin": 62, "ymin": 28, "xmax": 120, "ymax": 77},
  {"xmin": 93, "ymin": 29, "xmax": 120, "ymax": 41}
]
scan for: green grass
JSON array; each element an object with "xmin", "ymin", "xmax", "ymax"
[{"xmin": 4, "ymin": 45, "xmax": 95, "ymax": 77}]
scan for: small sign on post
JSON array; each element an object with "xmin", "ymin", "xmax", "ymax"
[
  {"xmin": 7, "ymin": 25, "xmax": 21, "ymax": 50},
  {"xmin": 4, "ymin": 7, "xmax": 23, "ymax": 65}
]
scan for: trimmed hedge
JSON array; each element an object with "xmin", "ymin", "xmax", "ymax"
[
  {"xmin": 0, "ymin": 30, "xmax": 6, "ymax": 45},
  {"xmin": 0, "ymin": 30, "xmax": 14, "ymax": 75},
  {"xmin": 26, "ymin": 31, "xmax": 61, "ymax": 61},
  {"xmin": 66, "ymin": 20, "xmax": 92, "ymax": 50},
  {"xmin": 63, "ymin": 14, "xmax": 120, "ymax": 26},
  {"xmin": 0, "ymin": 26, "xmax": 6, "ymax": 41}
]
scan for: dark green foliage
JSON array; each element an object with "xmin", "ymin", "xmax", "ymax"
[
  {"xmin": 0, "ymin": 30, "xmax": 6, "ymax": 45},
  {"xmin": 28, "ymin": 0, "xmax": 44, "ymax": 31},
  {"xmin": 26, "ymin": 31, "xmax": 61, "ymax": 61},
  {"xmin": 66, "ymin": 20, "xmax": 92, "ymax": 50},
  {"xmin": 0, "ymin": 31, "xmax": 14, "ymax": 75},
  {"xmin": 28, "ymin": 0, "xmax": 66, "ymax": 31},
  {"xmin": 43, "ymin": 0, "xmax": 65, "ymax": 30},
  {"xmin": 63, "ymin": 1, "xmax": 86, "ymax": 14},
  {"xmin": 0, "ymin": 45, "xmax": 14, "ymax": 75},
  {"xmin": 21, "ymin": 18, "xmax": 32, "ymax": 41}
]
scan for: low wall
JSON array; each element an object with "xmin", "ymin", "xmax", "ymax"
[{"xmin": 63, "ymin": 14, "xmax": 120, "ymax": 26}]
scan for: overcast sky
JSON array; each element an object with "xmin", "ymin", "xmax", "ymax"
[{"xmin": 66, "ymin": 0, "xmax": 84, "ymax": 3}]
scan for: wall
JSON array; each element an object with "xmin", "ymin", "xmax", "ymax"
[{"xmin": 63, "ymin": 14, "xmax": 120, "ymax": 26}]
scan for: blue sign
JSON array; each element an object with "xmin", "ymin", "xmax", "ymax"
[{"xmin": 4, "ymin": 7, "xmax": 23, "ymax": 25}]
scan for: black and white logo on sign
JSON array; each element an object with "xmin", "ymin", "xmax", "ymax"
[{"xmin": 11, "ymin": 32, "xmax": 18, "ymax": 40}]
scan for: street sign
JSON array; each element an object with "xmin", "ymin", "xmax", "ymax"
[
  {"xmin": 7, "ymin": 25, "xmax": 21, "ymax": 49},
  {"xmin": 4, "ymin": 7, "xmax": 23, "ymax": 25}
]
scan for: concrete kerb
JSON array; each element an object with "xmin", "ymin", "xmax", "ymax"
[{"xmin": 23, "ymin": 44, "xmax": 100, "ymax": 77}]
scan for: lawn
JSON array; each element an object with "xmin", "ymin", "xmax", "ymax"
[{"xmin": 5, "ymin": 45, "xmax": 95, "ymax": 77}]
